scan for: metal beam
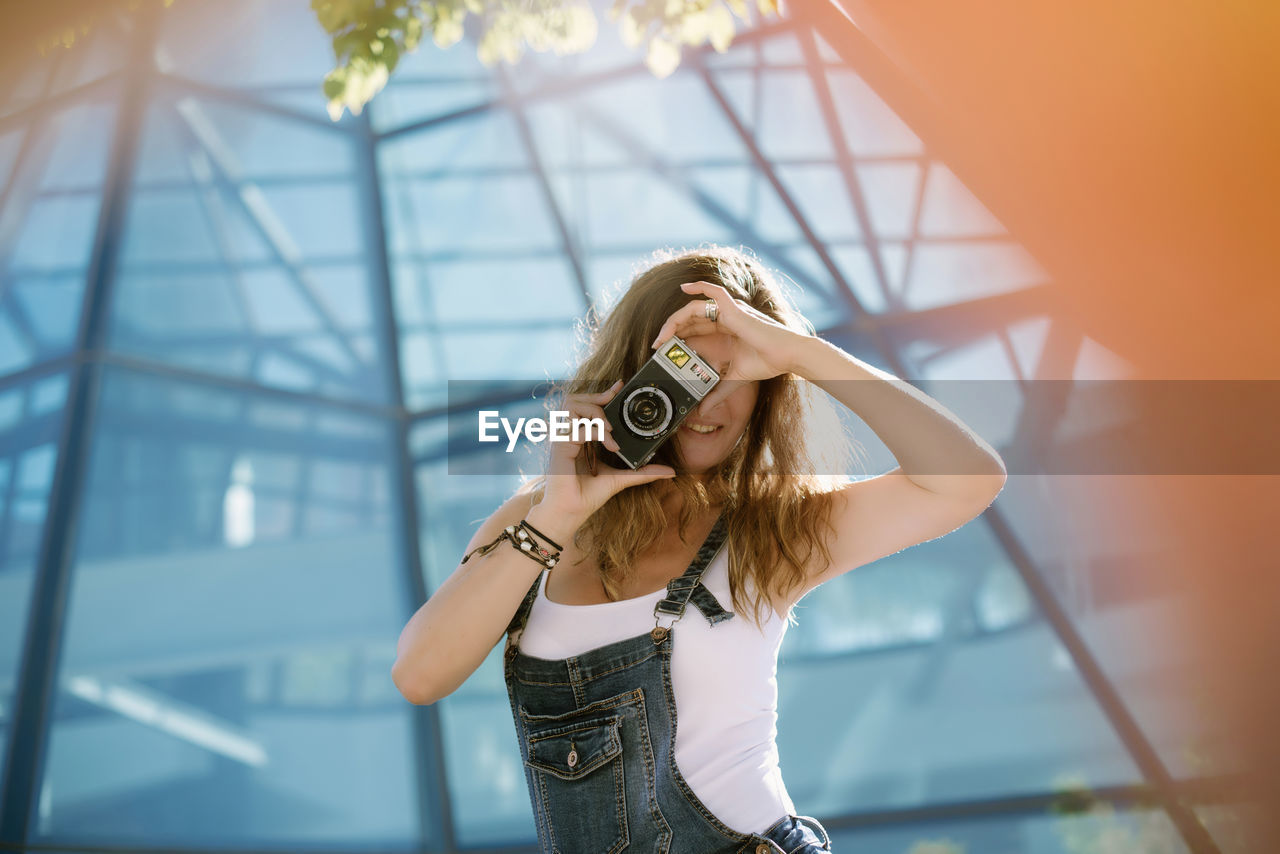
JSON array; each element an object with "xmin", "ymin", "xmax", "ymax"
[
  {"xmin": 0, "ymin": 6, "xmax": 158, "ymax": 845},
  {"xmin": 353, "ymin": 108, "xmax": 456, "ymax": 851}
]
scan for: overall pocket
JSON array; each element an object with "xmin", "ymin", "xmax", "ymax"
[{"xmin": 521, "ymin": 704, "xmax": 629, "ymax": 854}]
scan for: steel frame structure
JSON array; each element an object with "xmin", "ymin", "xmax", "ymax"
[{"xmin": 0, "ymin": 2, "xmax": 1230, "ymax": 852}]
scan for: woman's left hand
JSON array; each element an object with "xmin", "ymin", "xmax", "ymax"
[{"xmin": 650, "ymin": 281, "xmax": 811, "ymax": 409}]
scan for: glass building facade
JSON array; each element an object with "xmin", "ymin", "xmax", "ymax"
[{"xmin": 0, "ymin": 1, "xmax": 1245, "ymax": 852}]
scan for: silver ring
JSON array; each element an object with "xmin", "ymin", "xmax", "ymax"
[{"xmin": 704, "ymin": 299, "xmax": 718, "ymax": 322}]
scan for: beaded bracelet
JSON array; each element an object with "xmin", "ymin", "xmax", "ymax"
[{"xmin": 460, "ymin": 519, "xmax": 564, "ymax": 569}]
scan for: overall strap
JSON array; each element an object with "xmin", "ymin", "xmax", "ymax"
[
  {"xmin": 654, "ymin": 512, "xmax": 735, "ymax": 627},
  {"xmin": 504, "ymin": 570, "xmax": 543, "ymax": 648}
]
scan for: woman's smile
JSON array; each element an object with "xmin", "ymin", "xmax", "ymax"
[{"xmin": 681, "ymin": 420, "xmax": 722, "ymax": 436}]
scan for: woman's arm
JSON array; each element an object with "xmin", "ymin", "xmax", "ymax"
[
  {"xmin": 392, "ymin": 383, "xmax": 676, "ymax": 705},
  {"xmin": 391, "ymin": 494, "xmax": 581, "ymax": 706},
  {"xmin": 786, "ymin": 335, "xmax": 1007, "ymax": 597},
  {"xmin": 650, "ymin": 280, "xmax": 1006, "ymax": 604}
]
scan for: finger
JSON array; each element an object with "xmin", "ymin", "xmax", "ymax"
[
  {"xmin": 679, "ymin": 282, "xmax": 742, "ymax": 332},
  {"xmin": 564, "ymin": 399, "xmax": 610, "ymax": 425},
  {"xmin": 651, "ymin": 302, "xmax": 724, "ymax": 349},
  {"xmin": 650, "ymin": 300, "xmax": 706, "ymax": 348},
  {"xmin": 588, "ymin": 379, "xmax": 623, "ymax": 401},
  {"xmin": 652, "ymin": 316, "xmax": 724, "ymax": 349},
  {"xmin": 569, "ymin": 407, "xmax": 617, "ymax": 450},
  {"xmin": 547, "ymin": 427, "xmax": 581, "ymax": 477},
  {"xmin": 679, "ymin": 280, "xmax": 735, "ymax": 306},
  {"xmin": 561, "ymin": 399, "xmax": 621, "ymax": 452}
]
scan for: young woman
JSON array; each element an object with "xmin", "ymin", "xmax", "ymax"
[{"xmin": 393, "ymin": 246, "xmax": 1007, "ymax": 853}]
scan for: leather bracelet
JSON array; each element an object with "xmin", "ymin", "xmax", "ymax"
[{"xmin": 460, "ymin": 519, "xmax": 563, "ymax": 569}]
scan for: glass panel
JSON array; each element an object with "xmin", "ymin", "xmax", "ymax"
[
  {"xmin": 775, "ymin": 163, "xmax": 867, "ymax": 244},
  {"xmin": 778, "ymin": 518, "xmax": 1143, "ymax": 814},
  {"xmin": 370, "ymin": 47, "xmax": 497, "ymax": 135},
  {"xmin": 437, "ymin": 645, "xmax": 532, "ymax": 847},
  {"xmin": 855, "ymin": 160, "xmax": 923, "ymax": 239},
  {"xmin": 34, "ymin": 367, "xmax": 418, "ymax": 845},
  {"xmin": 994, "ymin": 473, "xmax": 1232, "ymax": 782},
  {"xmin": 154, "ymin": 0, "xmax": 338, "ymax": 121},
  {"xmin": 0, "ymin": 372, "xmax": 70, "ymax": 772},
  {"xmin": 826, "ymin": 67, "xmax": 926, "ymax": 158},
  {"xmin": 910, "ymin": 321, "xmax": 1216, "ymax": 783},
  {"xmin": 715, "ymin": 68, "xmax": 835, "ymax": 160},
  {"xmin": 1195, "ymin": 802, "xmax": 1268, "ymax": 854},
  {"xmin": 919, "ymin": 162, "xmax": 1009, "ymax": 238},
  {"xmin": 573, "ymin": 72, "xmax": 748, "ymax": 165},
  {"xmin": 827, "ymin": 805, "xmax": 1191, "ymax": 854},
  {"xmin": 892, "ymin": 239, "xmax": 1048, "ymax": 310},
  {"xmin": 1, "ymin": 93, "xmax": 117, "ymax": 366},
  {"xmin": 777, "ymin": 244, "xmax": 858, "ymax": 329},
  {"xmin": 112, "ymin": 93, "xmax": 389, "ymax": 405},
  {"xmin": 0, "ymin": 18, "xmax": 127, "ymax": 119},
  {"xmin": 411, "ymin": 426, "xmax": 533, "ymax": 845},
  {"xmin": 583, "ymin": 168, "xmax": 742, "ymax": 247},
  {"xmin": 688, "ymin": 165, "xmax": 806, "ymax": 245}
]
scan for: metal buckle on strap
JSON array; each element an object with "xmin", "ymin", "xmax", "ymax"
[
  {"xmin": 654, "ymin": 598, "xmax": 685, "ymax": 616},
  {"xmin": 651, "ymin": 602, "xmax": 677, "ymax": 644}
]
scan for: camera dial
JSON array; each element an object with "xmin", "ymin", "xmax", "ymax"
[{"xmin": 621, "ymin": 386, "xmax": 673, "ymax": 438}]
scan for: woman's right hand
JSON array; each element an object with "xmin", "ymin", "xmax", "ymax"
[{"xmin": 539, "ymin": 380, "xmax": 677, "ymax": 523}]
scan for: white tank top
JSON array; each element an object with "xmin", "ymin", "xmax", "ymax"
[{"xmin": 517, "ymin": 547, "xmax": 796, "ymax": 835}]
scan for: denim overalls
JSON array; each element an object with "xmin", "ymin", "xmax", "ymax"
[{"xmin": 502, "ymin": 513, "xmax": 832, "ymax": 854}]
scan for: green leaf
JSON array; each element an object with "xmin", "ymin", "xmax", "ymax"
[
  {"xmin": 706, "ymin": 3, "xmax": 733, "ymax": 51},
  {"xmin": 619, "ymin": 8, "xmax": 642, "ymax": 46},
  {"xmin": 678, "ymin": 10, "xmax": 708, "ymax": 45},
  {"xmin": 433, "ymin": 15, "xmax": 464, "ymax": 47},
  {"xmin": 561, "ymin": 5, "xmax": 597, "ymax": 52},
  {"xmin": 322, "ymin": 68, "xmax": 347, "ymax": 99},
  {"xmin": 403, "ymin": 15, "xmax": 422, "ymax": 49},
  {"xmin": 645, "ymin": 34, "xmax": 679, "ymax": 77}
]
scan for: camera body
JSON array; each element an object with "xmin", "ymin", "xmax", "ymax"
[{"xmin": 598, "ymin": 336, "xmax": 721, "ymax": 470}]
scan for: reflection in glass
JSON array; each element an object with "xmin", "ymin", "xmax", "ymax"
[
  {"xmin": 0, "ymin": 372, "xmax": 69, "ymax": 773},
  {"xmin": 36, "ymin": 368, "xmax": 418, "ymax": 844}
]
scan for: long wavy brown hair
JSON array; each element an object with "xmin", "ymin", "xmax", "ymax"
[{"xmin": 518, "ymin": 244, "xmax": 858, "ymax": 630}]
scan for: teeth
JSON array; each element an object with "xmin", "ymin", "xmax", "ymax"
[{"xmin": 685, "ymin": 423, "xmax": 718, "ymax": 434}]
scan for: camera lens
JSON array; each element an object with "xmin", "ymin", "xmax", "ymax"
[{"xmin": 621, "ymin": 386, "xmax": 672, "ymax": 438}]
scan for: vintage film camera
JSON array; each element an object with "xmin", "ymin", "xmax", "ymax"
[{"xmin": 592, "ymin": 336, "xmax": 721, "ymax": 470}]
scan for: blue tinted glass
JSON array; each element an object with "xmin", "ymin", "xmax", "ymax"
[
  {"xmin": 0, "ymin": 371, "xmax": 69, "ymax": 775},
  {"xmin": 828, "ymin": 805, "xmax": 1191, "ymax": 853},
  {"xmin": 0, "ymin": 92, "xmax": 117, "ymax": 365},
  {"xmin": 992, "ymin": 471, "xmax": 1228, "ymax": 782},
  {"xmin": 155, "ymin": 0, "xmax": 339, "ymax": 122},
  {"xmin": 779, "ymin": 521, "xmax": 1142, "ymax": 814},
  {"xmin": 439, "ymin": 646, "xmax": 534, "ymax": 847},
  {"xmin": 35, "ymin": 367, "xmax": 418, "ymax": 844},
  {"xmin": 113, "ymin": 95, "xmax": 389, "ymax": 405},
  {"xmin": 411, "ymin": 442, "xmax": 533, "ymax": 844},
  {"xmin": 715, "ymin": 68, "xmax": 834, "ymax": 160},
  {"xmin": 1, "ymin": 22, "xmax": 126, "ymax": 119}
]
